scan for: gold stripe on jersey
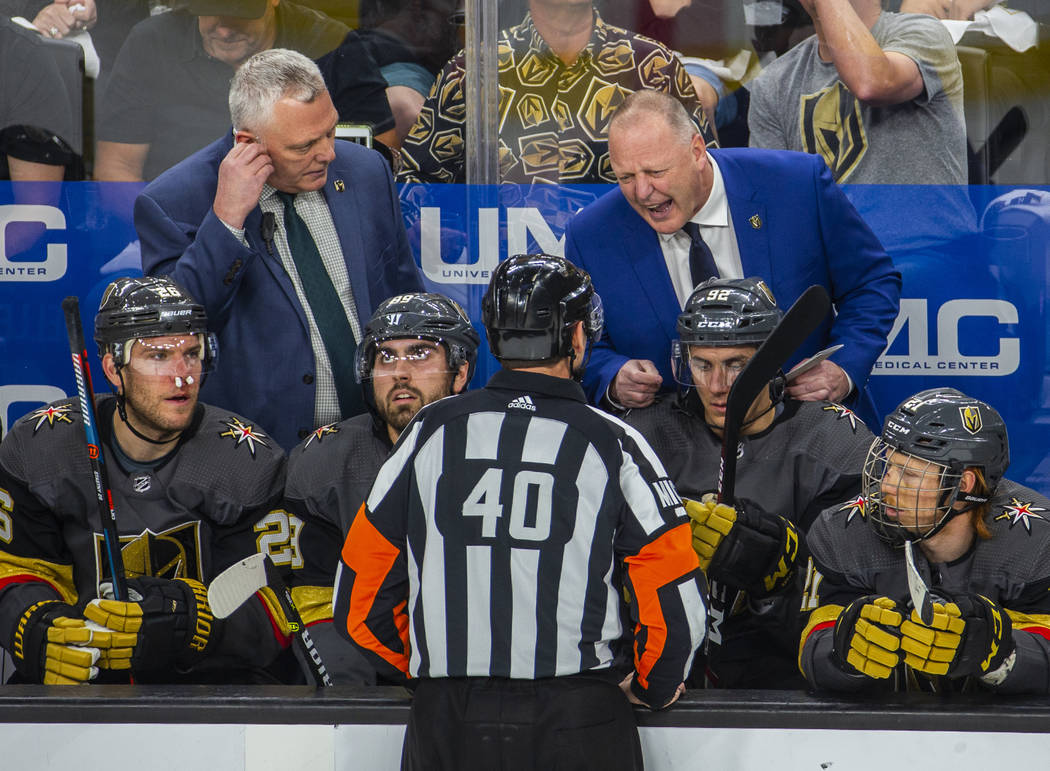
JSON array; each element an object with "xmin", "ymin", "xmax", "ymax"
[
  {"xmin": 0, "ymin": 551, "xmax": 77, "ymax": 605},
  {"xmin": 256, "ymin": 586, "xmax": 295, "ymax": 639},
  {"xmin": 799, "ymin": 603, "xmax": 844, "ymax": 671},
  {"xmin": 1007, "ymin": 609, "xmax": 1050, "ymax": 638},
  {"xmin": 290, "ymin": 585, "xmax": 334, "ymax": 626}
]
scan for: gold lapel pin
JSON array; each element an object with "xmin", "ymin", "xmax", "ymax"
[
  {"xmin": 749, "ymin": 214, "xmax": 762, "ymax": 229},
  {"xmin": 334, "ymin": 179, "xmax": 346, "ymax": 192}
]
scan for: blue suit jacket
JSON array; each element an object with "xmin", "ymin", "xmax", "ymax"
[
  {"xmin": 136, "ymin": 134, "xmax": 423, "ymax": 450},
  {"xmin": 564, "ymin": 148, "xmax": 901, "ymax": 429}
]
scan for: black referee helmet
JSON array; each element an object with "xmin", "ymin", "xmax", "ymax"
[{"xmin": 482, "ymin": 253, "xmax": 603, "ymax": 362}]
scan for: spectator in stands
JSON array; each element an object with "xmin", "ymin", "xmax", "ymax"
[
  {"xmin": 342, "ymin": 0, "xmax": 461, "ymax": 143},
  {"xmin": 94, "ymin": 0, "xmax": 394, "ymax": 181},
  {"xmin": 748, "ymin": 0, "xmax": 966, "ymax": 188},
  {"xmin": 748, "ymin": 0, "xmax": 977, "ymax": 250},
  {"xmin": 135, "ymin": 49, "xmax": 423, "ymax": 450},
  {"xmin": 0, "ymin": 17, "xmax": 78, "ymax": 181},
  {"xmin": 0, "ymin": 0, "xmax": 96, "ymax": 40},
  {"xmin": 396, "ymin": 0, "xmax": 716, "ymax": 184}
]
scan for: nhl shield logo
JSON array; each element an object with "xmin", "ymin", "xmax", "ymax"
[
  {"xmin": 131, "ymin": 473, "xmax": 152, "ymax": 493},
  {"xmin": 960, "ymin": 406, "xmax": 982, "ymax": 435}
]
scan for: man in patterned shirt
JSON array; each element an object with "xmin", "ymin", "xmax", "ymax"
[{"xmin": 396, "ymin": 0, "xmax": 717, "ymax": 184}]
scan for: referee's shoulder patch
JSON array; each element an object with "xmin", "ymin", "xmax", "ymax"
[{"xmin": 651, "ymin": 478, "xmax": 682, "ymax": 508}]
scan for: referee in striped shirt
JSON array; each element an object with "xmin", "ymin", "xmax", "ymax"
[{"xmin": 334, "ymin": 253, "xmax": 707, "ymax": 770}]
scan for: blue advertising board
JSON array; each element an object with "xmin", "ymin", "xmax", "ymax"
[{"xmin": 1, "ymin": 181, "xmax": 1048, "ymax": 493}]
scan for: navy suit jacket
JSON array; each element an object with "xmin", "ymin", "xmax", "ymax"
[
  {"xmin": 564, "ymin": 148, "xmax": 900, "ymax": 429},
  {"xmin": 136, "ymin": 134, "xmax": 423, "ymax": 450}
]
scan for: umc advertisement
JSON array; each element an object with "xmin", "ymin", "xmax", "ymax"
[{"xmin": 0, "ymin": 181, "xmax": 1047, "ymax": 491}]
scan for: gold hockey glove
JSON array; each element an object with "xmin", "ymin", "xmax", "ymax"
[
  {"xmin": 11, "ymin": 600, "xmax": 135, "ymax": 684},
  {"xmin": 687, "ymin": 495, "xmax": 801, "ymax": 595},
  {"xmin": 901, "ymin": 594, "xmax": 1014, "ymax": 679},
  {"xmin": 832, "ymin": 596, "xmax": 903, "ymax": 679},
  {"xmin": 84, "ymin": 577, "xmax": 217, "ymax": 674}
]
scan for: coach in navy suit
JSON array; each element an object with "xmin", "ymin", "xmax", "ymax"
[
  {"xmin": 136, "ymin": 49, "xmax": 423, "ymax": 450},
  {"xmin": 565, "ymin": 90, "xmax": 899, "ymax": 429}
]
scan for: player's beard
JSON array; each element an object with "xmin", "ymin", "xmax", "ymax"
[
  {"xmin": 376, "ymin": 373, "xmax": 456, "ymax": 436},
  {"xmin": 120, "ymin": 375, "xmax": 198, "ymax": 442}
]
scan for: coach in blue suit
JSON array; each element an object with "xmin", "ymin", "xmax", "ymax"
[
  {"xmin": 565, "ymin": 90, "xmax": 899, "ymax": 429},
  {"xmin": 136, "ymin": 49, "xmax": 423, "ymax": 450}
]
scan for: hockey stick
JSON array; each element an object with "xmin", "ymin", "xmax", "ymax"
[
  {"xmin": 718, "ymin": 285, "xmax": 831, "ymax": 505},
  {"xmin": 903, "ymin": 540, "xmax": 935, "ymax": 625},
  {"xmin": 208, "ymin": 552, "xmax": 333, "ymax": 686},
  {"xmin": 62, "ymin": 296, "xmax": 129, "ymax": 602}
]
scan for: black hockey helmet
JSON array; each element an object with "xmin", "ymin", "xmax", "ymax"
[
  {"xmin": 482, "ymin": 253, "xmax": 603, "ymax": 362},
  {"xmin": 94, "ymin": 276, "xmax": 217, "ymax": 369},
  {"xmin": 355, "ymin": 291, "xmax": 480, "ymax": 385},
  {"xmin": 677, "ymin": 277, "xmax": 782, "ymax": 346},
  {"xmin": 864, "ymin": 388, "xmax": 1010, "ymax": 543},
  {"xmin": 672, "ymin": 277, "xmax": 782, "ymax": 385}
]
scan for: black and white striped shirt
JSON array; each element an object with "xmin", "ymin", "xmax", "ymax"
[{"xmin": 334, "ymin": 368, "xmax": 707, "ymax": 707}]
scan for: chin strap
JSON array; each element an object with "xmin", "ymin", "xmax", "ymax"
[
  {"xmin": 911, "ymin": 483, "xmax": 991, "ymax": 543},
  {"xmin": 114, "ymin": 370, "xmax": 184, "ymax": 447},
  {"xmin": 569, "ymin": 340, "xmax": 595, "ymax": 383}
]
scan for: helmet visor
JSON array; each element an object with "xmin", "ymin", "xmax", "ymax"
[
  {"xmin": 361, "ymin": 337, "xmax": 460, "ymax": 382},
  {"xmin": 123, "ymin": 334, "xmax": 214, "ymax": 378}
]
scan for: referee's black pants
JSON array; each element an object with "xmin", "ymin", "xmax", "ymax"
[{"xmin": 401, "ymin": 674, "xmax": 644, "ymax": 771}]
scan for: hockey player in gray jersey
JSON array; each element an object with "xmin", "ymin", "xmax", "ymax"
[
  {"xmin": 0, "ymin": 277, "xmax": 294, "ymax": 684},
  {"xmin": 801, "ymin": 388, "xmax": 1050, "ymax": 694},
  {"xmin": 625, "ymin": 277, "xmax": 874, "ymax": 688},
  {"xmin": 281, "ymin": 292, "xmax": 479, "ymax": 683}
]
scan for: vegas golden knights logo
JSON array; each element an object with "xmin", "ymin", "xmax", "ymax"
[
  {"xmin": 960, "ymin": 406, "xmax": 982, "ymax": 435},
  {"xmin": 800, "ymin": 83, "xmax": 867, "ymax": 181},
  {"xmin": 94, "ymin": 522, "xmax": 204, "ymax": 584}
]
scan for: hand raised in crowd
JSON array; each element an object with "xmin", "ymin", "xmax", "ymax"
[
  {"xmin": 786, "ymin": 359, "xmax": 851, "ymax": 404},
  {"xmin": 610, "ymin": 359, "xmax": 663, "ymax": 409},
  {"xmin": 213, "ymin": 139, "xmax": 274, "ymax": 230},
  {"xmin": 33, "ymin": 0, "xmax": 97, "ymax": 38}
]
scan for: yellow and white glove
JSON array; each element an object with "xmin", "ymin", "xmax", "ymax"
[{"xmin": 12, "ymin": 600, "xmax": 136, "ymax": 684}]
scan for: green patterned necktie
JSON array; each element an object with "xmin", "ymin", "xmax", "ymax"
[{"xmin": 276, "ymin": 191, "xmax": 363, "ymax": 419}]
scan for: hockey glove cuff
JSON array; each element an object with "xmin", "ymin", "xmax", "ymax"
[
  {"xmin": 701, "ymin": 498, "xmax": 801, "ymax": 596},
  {"xmin": 832, "ymin": 596, "xmax": 902, "ymax": 680}
]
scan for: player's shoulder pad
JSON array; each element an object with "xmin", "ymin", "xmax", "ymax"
[
  {"xmin": 807, "ymin": 495, "xmax": 884, "ymax": 573},
  {"xmin": 786, "ymin": 400, "xmax": 875, "ymax": 459},
  {"xmin": 980, "ymin": 480, "xmax": 1050, "ymax": 582},
  {"xmin": 0, "ymin": 397, "xmax": 86, "ymax": 483},
  {"xmin": 794, "ymin": 400, "xmax": 872, "ymax": 437},
  {"xmin": 286, "ymin": 414, "xmax": 382, "ymax": 496},
  {"xmin": 177, "ymin": 404, "xmax": 285, "ymax": 510}
]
